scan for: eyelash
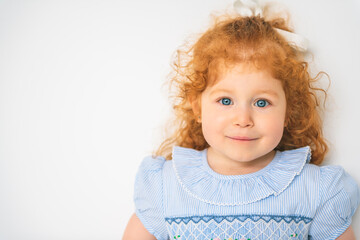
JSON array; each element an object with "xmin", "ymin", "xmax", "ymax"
[{"xmin": 217, "ymin": 97, "xmax": 271, "ymax": 107}]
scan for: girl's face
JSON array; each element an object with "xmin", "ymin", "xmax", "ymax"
[{"xmin": 199, "ymin": 63, "xmax": 287, "ymax": 174}]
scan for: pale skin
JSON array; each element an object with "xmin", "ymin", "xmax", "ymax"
[
  {"xmin": 195, "ymin": 64, "xmax": 287, "ymax": 176},
  {"xmin": 123, "ymin": 64, "xmax": 356, "ymax": 239},
  {"xmin": 123, "ymin": 214, "xmax": 355, "ymax": 239},
  {"xmin": 123, "ymin": 214, "xmax": 156, "ymax": 240}
]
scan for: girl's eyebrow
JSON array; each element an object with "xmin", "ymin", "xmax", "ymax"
[
  {"xmin": 209, "ymin": 88, "xmax": 279, "ymax": 97},
  {"xmin": 256, "ymin": 90, "xmax": 280, "ymax": 97},
  {"xmin": 209, "ymin": 88, "xmax": 233, "ymax": 96}
]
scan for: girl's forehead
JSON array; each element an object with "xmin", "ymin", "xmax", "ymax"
[{"xmin": 208, "ymin": 61, "xmax": 276, "ymax": 87}]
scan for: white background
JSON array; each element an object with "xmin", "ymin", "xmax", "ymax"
[{"xmin": 0, "ymin": 0, "xmax": 359, "ymax": 239}]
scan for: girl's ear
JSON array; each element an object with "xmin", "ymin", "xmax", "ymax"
[{"xmin": 189, "ymin": 95, "xmax": 201, "ymax": 123}]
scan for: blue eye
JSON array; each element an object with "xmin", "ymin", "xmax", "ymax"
[
  {"xmin": 219, "ymin": 98, "xmax": 232, "ymax": 105},
  {"xmin": 255, "ymin": 99, "xmax": 269, "ymax": 107}
]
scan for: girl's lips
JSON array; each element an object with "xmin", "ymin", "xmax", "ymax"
[{"xmin": 228, "ymin": 136, "xmax": 257, "ymax": 141}]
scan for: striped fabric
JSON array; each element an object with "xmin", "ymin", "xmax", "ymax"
[{"xmin": 134, "ymin": 146, "xmax": 360, "ymax": 240}]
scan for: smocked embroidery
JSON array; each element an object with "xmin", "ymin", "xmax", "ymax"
[{"xmin": 166, "ymin": 215, "xmax": 311, "ymax": 239}]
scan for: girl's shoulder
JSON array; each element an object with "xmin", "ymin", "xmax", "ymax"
[
  {"xmin": 316, "ymin": 164, "xmax": 359, "ymax": 206},
  {"xmin": 302, "ymin": 160, "xmax": 359, "ymax": 195},
  {"xmin": 133, "ymin": 154, "xmax": 169, "ymax": 239},
  {"xmin": 137, "ymin": 154, "xmax": 167, "ymax": 172},
  {"xmin": 299, "ymin": 155, "xmax": 360, "ymax": 205}
]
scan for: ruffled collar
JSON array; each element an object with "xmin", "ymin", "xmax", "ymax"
[{"xmin": 172, "ymin": 146, "xmax": 311, "ymax": 206}]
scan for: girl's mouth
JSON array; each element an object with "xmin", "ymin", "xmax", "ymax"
[{"xmin": 228, "ymin": 136, "xmax": 257, "ymax": 141}]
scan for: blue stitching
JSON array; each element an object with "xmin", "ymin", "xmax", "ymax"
[{"xmin": 165, "ymin": 214, "xmax": 312, "ymax": 224}]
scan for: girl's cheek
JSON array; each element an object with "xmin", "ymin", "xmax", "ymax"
[
  {"xmin": 266, "ymin": 116, "xmax": 286, "ymax": 137},
  {"xmin": 207, "ymin": 109, "xmax": 228, "ymax": 124}
]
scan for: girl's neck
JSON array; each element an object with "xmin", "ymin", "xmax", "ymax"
[{"xmin": 206, "ymin": 148, "xmax": 276, "ymax": 175}]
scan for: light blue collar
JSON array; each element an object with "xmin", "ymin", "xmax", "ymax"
[{"xmin": 171, "ymin": 146, "xmax": 311, "ymax": 206}]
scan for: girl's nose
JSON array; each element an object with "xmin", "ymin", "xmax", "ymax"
[{"xmin": 233, "ymin": 106, "xmax": 254, "ymax": 128}]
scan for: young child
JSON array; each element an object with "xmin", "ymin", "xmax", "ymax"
[{"xmin": 123, "ymin": 0, "xmax": 360, "ymax": 239}]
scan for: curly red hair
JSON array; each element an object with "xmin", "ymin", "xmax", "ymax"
[{"xmin": 154, "ymin": 12, "xmax": 329, "ymax": 165}]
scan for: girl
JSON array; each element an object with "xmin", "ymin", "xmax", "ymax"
[{"xmin": 123, "ymin": 0, "xmax": 360, "ymax": 239}]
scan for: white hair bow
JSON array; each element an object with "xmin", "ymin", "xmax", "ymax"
[{"xmin": 233, "ymin": 0, "xmax": 308, "ymax": 52}]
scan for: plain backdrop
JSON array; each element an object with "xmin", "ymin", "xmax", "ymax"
[{"xmin": 0, "ymin": 0, "xmax": 359, "ymax": 239}]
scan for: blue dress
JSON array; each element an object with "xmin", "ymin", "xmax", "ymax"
[{"xmin": 134, "ymin": 146, "xmax": 360, "ymax": 240}]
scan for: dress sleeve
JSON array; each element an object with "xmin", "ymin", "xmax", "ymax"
[
  {"xmin": 309, "ymin": 165, "xmax": 360, "ymax": 239},
  {"xmin": 134, "ymin": 155, "xmax": 168, "ymax": 240}
]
